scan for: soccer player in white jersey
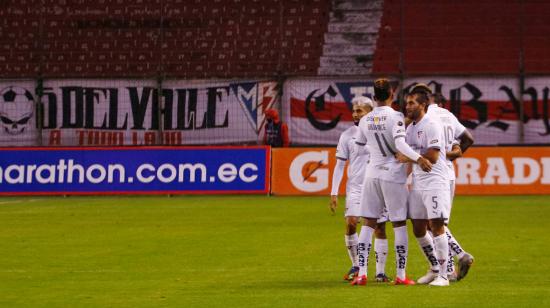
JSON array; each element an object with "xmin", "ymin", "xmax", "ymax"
[
  {"xmin": 402, "ymin": 86, "xmax": 452, "ymax": 286},
  {"xmin": 426, "ymin": 90, "xmax": 475, "ymax": 281},
  {"xmin": 330, "ymin": 96, "xmax": 392, "ymax": 283},
  {"xmin": 351, "ymin": 78, "xmax": 433, "ymax": 286}
]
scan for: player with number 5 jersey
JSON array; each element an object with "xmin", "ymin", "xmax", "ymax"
[{"xmin": 403, "ymin": 85, "xmax": 452, "ymax": 287}]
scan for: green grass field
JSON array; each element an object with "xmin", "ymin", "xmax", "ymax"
[{"xmin": 1, "ymin": 195, "xmax": 549, "ymax": 307}]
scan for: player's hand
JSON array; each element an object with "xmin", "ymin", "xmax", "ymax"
[
  {"xmin": 417, "ymin": 157, "xmax": 432, "ymax": 172},
  {"xmin": 395, "ymin": 152, "xmax": 412, "ymax": 163},
  {"xmin": 330, "ymin": 195, "xmax": 338, "ymax": 215}
]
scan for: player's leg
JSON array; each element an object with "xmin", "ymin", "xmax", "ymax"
[
  {"xmin": 446, "ymin": 225, "xmax": 474, "ymax": 280},
  {"xmin": 374, "ymin": 220, "xmax": 391, "ymax": 282},
  {"xmin": 343, "ymin": 216, "xmax": 360, "ymax": 281},
  {"xmin": 429, "ymin": 218, "xmax": 450, "ymax": 286},
  {"xmin": 381, "ymin": 180, "xmax": 414, "ymax": 285},
  {"xmin": 409, "ymin": 190, "xmax": 440, "ymax": 284},
  {"xmin": 446, "ymin": 180, "xmax": 474, "ymax": 281},
  {"xmin": 351, "ymin": 178, "xmax": 383, "ymax": 285},
  {"xmin": 343, "ymin": 187, "xmax": 362, "ymax": 281},
  {"xmin": 445, "ymin": 179, "xmax": 457, "ymax": 280},
  {"xmin": 424, "ymin": 189, "xmax": 451, "ymax": 287}
]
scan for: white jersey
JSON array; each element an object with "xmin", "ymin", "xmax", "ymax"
[
  {"xmin": 405, "ymin": 114, "xmax": 449, "ymax": 190},
  {"xmin": 356, "ymin": 106, "xmax": 407, "ymax": 183},
  {"xmin": 335, "ymin": 125, "xmax": 370, "ymax": 187},
  {"xmin": 426, "ymin": 104, "xmax": 467, "ymax": 180}
]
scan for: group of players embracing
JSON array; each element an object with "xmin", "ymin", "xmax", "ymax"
[{"xmin": 330, "ymin": 78, "xmax": 475, "ymax": 287}]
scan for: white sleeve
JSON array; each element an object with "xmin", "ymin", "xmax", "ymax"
[
  {"xmin": 426, "ymin": 121, "xmax": 443, "ymax": 150},
  {"xmin": 336, "ymin": 134, "xmax": 349, "ymax": 160},
  {"xmin": 392, "ymin": 113, "xmax": 407, "ymax": 140},
  {"xmin": 355, "ymin": 121, "xmax": 367, "ymax": 146},
  {"xmin": 331, "ymin": 158, "xmax": 346, "ymax": 196},
  {"xmin": 395, "ymin": 137, "xmax": 421, "ymax": 162},
  {"xmin": 452, "ymin": 115, "xmax": 466, "ymax": 139}
]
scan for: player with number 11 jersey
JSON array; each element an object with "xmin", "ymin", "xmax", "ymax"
[{"xmin": 351, "ymin": 78, "xmax": 431, "ymax": 286}]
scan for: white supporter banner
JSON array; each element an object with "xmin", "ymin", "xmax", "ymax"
[
  {"xmin": 0, "ymin": 79, "xmax": 279, "ymax": 146},
  {"xmin": 285, "ymin": 77, "xmax": 550, "ymax": 145},
  {"xmin": 284, "ymin": 78, "xmax": 378, "ymax": 145},
  {"xmin": 0, "ymin": 80, "xmax": 39, "ymax": 146}
]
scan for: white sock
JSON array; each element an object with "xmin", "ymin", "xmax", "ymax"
[
  {"xmin": 445, "ymin": 226, "xmax": 466, "ymax": 259},
  {"xmin": 357, "ymin": 226, "xmax": 374, "ymax": 277},
  {"xmin": 345, "ymin": 233, "xmax": 359, "ymax": 267},
  {"xmin": 416, "ymin": 233, "xmax": 439, "ymax": 272},
  {"xmin": 447, "ymin": 247, "xmax": 455, "ymax": 275},
  {"xmin": 433, "ymin": 233, "xmax": 449, "ymax": 279},
  {"xmin": 374, "ymin": 238, "xmax": 388, "ymax": 275},
  {"xmin": 393, "ymin": 226, "xmax": 408, "ymax": 280}
]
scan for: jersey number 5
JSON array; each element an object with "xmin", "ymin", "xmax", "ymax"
[{"xmin": 432, "ymin": 196, "xmax": 438, "ymax": 209}]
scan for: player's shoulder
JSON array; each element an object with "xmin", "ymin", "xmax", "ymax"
[
  {"xmin": 425, "ymin": 116, "xmax": 443, "ymax": 130},
  {"xmin": 434, "ymin": 105, "xmax": 459, "ymax": 120},
  {"xmin": 390, "ymin": 109, "xmax": 405, "ymax": 119},
  {"xmin": 341, "ymin": 125, "xmax": 357, "ymax": 138}
]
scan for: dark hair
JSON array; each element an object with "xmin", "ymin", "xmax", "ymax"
[
  {"xmin": 374, "ymin": 78, "xmax": 391, "ymax": 101},
  {"xmin": 409, "ymin": 83, "xmax": 431, "ymax": 105}
]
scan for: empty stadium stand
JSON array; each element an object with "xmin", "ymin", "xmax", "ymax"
[
  {"xmin": 2, "ymin": 0, "xmax": 550, "ymax": 78},
  {"xmin": 0, "ymin": 0, "xmax": 330, "ymax": 78},
  {"xmin": 372, "ymin": 0, "xmax": 539, "ymax": 75}
]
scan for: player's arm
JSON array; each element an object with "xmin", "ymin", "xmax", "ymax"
[
  {"xmin": 423, "ymin": 147, "xmax": 440, "ymax": 164},
  {"xmin": 331, "ymin": 134, "xmax": 350, "ymax": 214},
  {"xmin": 446, "ymin": 142, "xmax": 462, "ymax": 161},
  {"xmin": 423, "ymin": 121, "xmax": 443, "ymax": 164},
  {"xmin": 330, "ymin": 158, "xmax": 346, "ymax": 214},
  {"xmin": 452, "ymin": 116, "xmax": 474, "ymax": 154},
  {"xmin": 393, "ymin": 117, "xmax": 432, "ymax": 171},
  {"xmin": 457, "ymin": 129, "xmax": 474, "ymax": 154},
  {"xmin": 354, "ymin": 120, "xmax": 367, "ymax": 147}
]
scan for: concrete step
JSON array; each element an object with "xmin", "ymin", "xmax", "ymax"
[
  {"xmin": 318, "ymin": 64, "xmax": 372, "ymax": 76},
  {"xmin": 324, "ymin": 32, "xmax": 378, "ymax": 45},
  {"xmin": 320, "ymin": 55, "xmax": 373, "ymax": 68},
  {"xmin": 328, "ymin": 22, "xmax": 381, "ymax": 34},
  {"xmin": 332, "ymin": 0, "xmax": 383, "ymax": 11},
  {"xmin": 323, "ymin": 44, "xmax": 376, "ymax": 56},
  {"xmin": 330, "ymin": 10, "xmax": 382, "ymax": 23}
]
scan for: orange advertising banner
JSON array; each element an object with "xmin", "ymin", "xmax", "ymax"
[
  {"xmin": 272, "ymin": 147, "xmax": 550, "ymax": 195},
  {"xmin": 271, "ymin": 148, "xmax": 347, "ymax": 196},
  {"xmin": 454, "ymin": 147, "xmax": 550, "ymax": 195}
]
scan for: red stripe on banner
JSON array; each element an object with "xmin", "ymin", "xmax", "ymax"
[
  {"xmin": 290, "ymin": 98, "xmax": 353, "ymax": 121},
  {"xmin": 290, "ymin": 98, "xmax": 550, "ymax": 121}
]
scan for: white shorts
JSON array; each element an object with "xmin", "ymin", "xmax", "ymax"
[
  {"xmin": 449, "ymin": 180, "xmax": 456, "ymax": 201},
  {"xmin": 345, "ymin": 185, "xmax": 362, "ymax": 218},
  {"xmin": 408, "ymin": 189, "xmax": 450, "ymax": 220},
  {"xmin": 448, "ymin": 180, "xmax": 456, "ymax": 222},
  {"xmin": 346, "ymin": 184, "xmax": 389, "ymax": 223},
  {"xmin": 360, "ymin": 178, "xmax": 408, "ymax": 222}
]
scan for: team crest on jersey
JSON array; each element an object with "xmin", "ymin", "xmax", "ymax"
[
  {"xmin": 231, "ymin": 82, "xmax": 279, "ymax": 133},
  {"xmin": 374, "ymin": 117, "xmax": 380, "ymax": 124},
  {"xmin": 417, "ymin": 131, "xmax": 423, "ymax": 138}
]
